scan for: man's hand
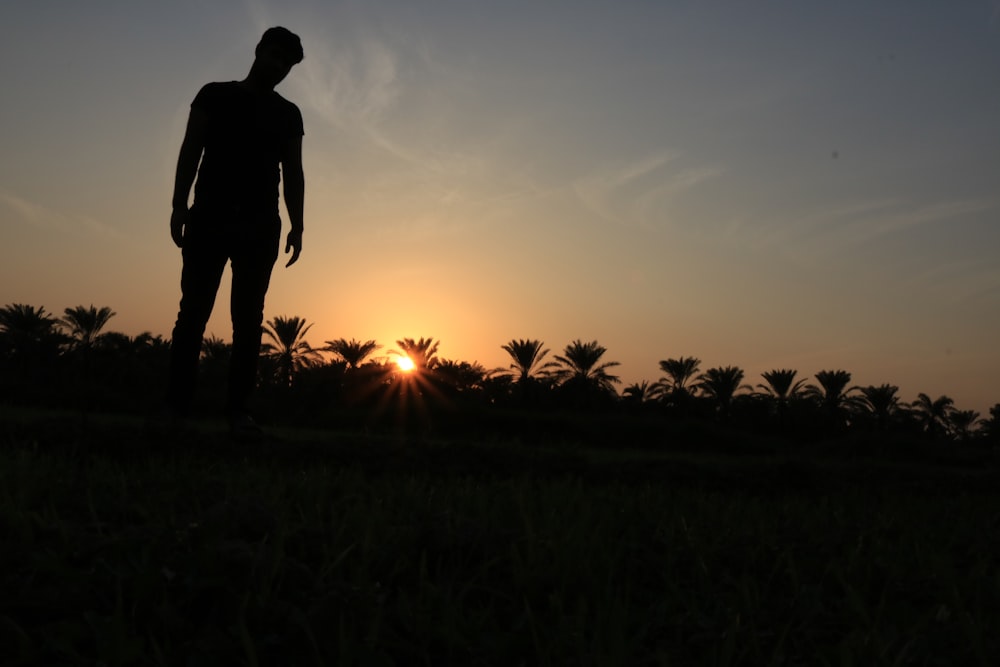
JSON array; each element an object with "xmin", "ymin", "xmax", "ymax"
[
  {"xmin": 170, "ymin": 208, "xmax": 191, "ymax": 248},
  {"xmin": 285, "ymin": 229, "xmax": 303, "ymax": 267}
]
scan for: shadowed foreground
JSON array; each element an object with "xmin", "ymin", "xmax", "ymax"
[{"xmin": 1, "ymin": 412, "xmax": 999, "ymax": 665}]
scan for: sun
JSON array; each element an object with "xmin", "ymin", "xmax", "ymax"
[{"xmin": 394, "ymin": 354, "xmax": 416, "ymax": 373}]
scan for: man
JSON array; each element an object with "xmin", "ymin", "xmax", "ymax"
[{"xmin": 165, "ymin": 27, "xmax": 305, "ymax": 438}]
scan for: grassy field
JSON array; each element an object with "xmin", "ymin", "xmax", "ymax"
[{"xmin": 1, "ymin": 409, "xmax": 999, "ymax": 665}]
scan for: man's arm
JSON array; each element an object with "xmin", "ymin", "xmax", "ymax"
[
  {"xmin": 170, "ymin": 108, "xmax": 208, "ymax": 248},
  {"xmin": 281, "ymin": 135, "xmax": 305, "ymax": 267}
]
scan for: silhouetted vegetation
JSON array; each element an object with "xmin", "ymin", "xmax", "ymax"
[
  {"xmin": 3, "ymin": 301, "xmax": 1000, "ymax": 664},
  {"xmin": 2, "ymin": 301, "xmax": 995, "ymax": 449}
]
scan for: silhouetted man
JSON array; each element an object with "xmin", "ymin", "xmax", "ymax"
[{"xmin": 165, "ymin": 27, "xmax": 305, "ymax": 438}]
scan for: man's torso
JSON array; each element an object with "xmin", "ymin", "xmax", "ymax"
[{"xmin": 192, "ymin": 81, "xmax": 304, "ymax": 216}]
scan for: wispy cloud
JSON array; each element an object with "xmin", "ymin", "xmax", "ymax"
[
  {"xmin": 833, "ymin": 199, "xmax": 993, "ymax": 247},
  {"xmin": 0, "ymin": 189, "xmax": 121, "ymax": 238},
  {"xmin": 744, "ymin": 199, "xmax": 899, "ymax": 252},
  {"xmin": 277, "ymin": 25, "xmax": 559, "ymax": 234},
  {"xmin": 296, "ymin": 36, "xmax": 401, "ymax": 135},
  {"xmin": 902, "ymin": 258, "xmax": 1000, "ymax": 307},
  {"xmin": 245, "ymin": 0, "xmax": 411, "ymax": 158},
  {"xmin": 287, "ymin": 28, "xmax": 487, "ymax": 201},
  {"xmin": 743, "ymin": 197, "xmax": 996, "ymax": 259},
  {"xmin": 572, "ymin": 153, "xmax": 721, "ymax": 228},
  {"xmin": 0, "ymin": 190, "xmax": 53, "ymax": 225}
]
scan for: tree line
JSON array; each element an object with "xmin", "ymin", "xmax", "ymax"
[{"xmin": 1, "ymin": 302, "xmax": 997, "ymax": 447}]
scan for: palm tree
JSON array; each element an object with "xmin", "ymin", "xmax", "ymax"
[
  {"xmin": 696, "ymin": 366, "xmax": 750, "ymax": 418},
  {"xmin": 981, "ymin": 404, "xmax": 1000, "ymax": 446},
  {"xmin": 262, "ymin": 316, "xmax": 322, "ymax": 387},
  {"xmin": 492, "ymin": 338, "xmax": 558, "ymax": 406},
  {"xmin": 755, "ymin": 368, "xmax": 807, "ymax": 428},
  {"xmin": 910, "ymin": 393, "xmax": 955, "ymax": 439},
  {"xmin": 324, "ymin": 338, "xmax": 381, "ymax": 369},
  {"xmin": 552, "ymin": 339, "xmax": 621, "ymax": 401},
  {"xmin": 59, "ymin": 304, "xmax": 116, "ymax": 350},
  {"xmin": 622, "ymin": 381, "xmax": 655, "ymax": 408},
  {"xmin": 434, "ymin": 359, "xmax": 487, "ymax": 398},
  {"xmin": 859, "ymin": 384, "xmax": 901, "ymax": 431},
  {"xmin": 199, "ymin": 334, "xmax": 233, "ymax": 390},
  {"xmin": 124, "ymin": 331, "xmax": 169, "ymax": 356},
  {"xmin": 0, "ymin": 303, "xmax": 65, "ymax": 395},
  {"xmin": 393, "ymin": 337, "xmax": 440, "ymax": 372},
  {"xmin": 804, "ymin": 370, "xmax": 862, "ymax": 428},
  {"xmin": 948, "ymin": 410, "xmax": 981, "ymax": 442},
  {"xmin": 121, "ymin": 332, "xmax": 170, "ymax": 371},
  {"xmin": 374, "ymin": 337, "xmax": 443, "ymax": 428},
  {"xmin": 129, "ymin": 331, "xmax": 171, "ymax": 379},
  {"xmin": 0, "ymin": 303, "xmax": 62, "ymax": 356},
  {"xmin": 93, "ymin": 331, "xmax": 137, "ymax": 354},
  {"xmin": 651, "ymin": 357, "xmax": 701, "ymax": 404},
  {"xmin": 201, "ymin": 335, "xmax": 232, "ymax": 363},
  {"xmin": 496, "ymin": 339, "xmax": 558, "ymax": 383},
  {"xmin": 80, "ymin": 331, "xmax": 167, "ymax": 398},
  {"xmin": 757, "ymin": 369, "xmax": 807, "ymax": 402}
]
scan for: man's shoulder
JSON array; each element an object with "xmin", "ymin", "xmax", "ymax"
[
  {"xmin": 198, "ymin": 81, "xmax": 240, "ymax": 92},
  {"xmin": 192, "ymin": 81, "xmax": 240, "ymax": 105},
  {"xmin": 272, "ymin": 91, "xmax": 301, "ymax": 113},
  {"xmin": 272, "ymin": 92, "xmax": 304, "ymax": 134}
]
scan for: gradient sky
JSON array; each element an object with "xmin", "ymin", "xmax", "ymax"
[{"xmin": 2, "ymin": 1, "xmax": 999, "ymax": 414}]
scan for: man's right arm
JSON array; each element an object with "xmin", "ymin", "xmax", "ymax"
[{"xmin": 170, "ymin": 107, "xmax": 208, "ymax": 248}]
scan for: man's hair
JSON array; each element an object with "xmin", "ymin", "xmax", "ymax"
[{"xmin": 257, "ymin": 27, "xmax": 304, "ymax": 65}]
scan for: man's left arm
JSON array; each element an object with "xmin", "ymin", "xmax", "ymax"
[{"xmin": 281, "ymin": 135, "xmax": 305, "ymax": 267}]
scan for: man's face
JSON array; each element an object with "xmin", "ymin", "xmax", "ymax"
[{"xmin": 256, "ymin": 45, "xmax": 297, "ymax": 87}]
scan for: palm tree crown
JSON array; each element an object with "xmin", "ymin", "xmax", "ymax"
[
  {"xmin": 696, "ymin": 365, "xmax": 750, "ymax": 415},
  {"xmin": 949, "ymin": 409, "xmax": 981, "ymax": 441},
  {"xmin": 262, "ymin": 316, "xmax": 322, "ymax": 387},
  {"xmin": 59, "ymin": 304, "xmax": 116, "ymax": 349},
  {"xmin": 652, "ymin": 357, "xmax": 701, "ymax": 401},
  {"xmin": 324, "ymin": 338, "xmax": 381, "ymax": 369},
  {"xmin": 434, "ymin": 359, "xmax": 487, "ymax": 395},
  {"xmin": 910, "ymin": 393, "xmax": 955, "ymax": 438},
  {"xmin": 622, "ymin": 381, "xmax": 655, "ymax": 405},
  {"xmin": 0, "ymin": 303, "xmax": 57, "ymax": 335},
  {"xmin": 497, "ymin": 338, "xmax": 557, "ymax": 383},
  {"xmin": 552, "ymin": 339, "xmax": 621, "ymax": 393},
  {"xmin": 394, "ymin": 337, "xmax": 440, "ymax": 372},
  {"xmin": 859, "ymin": 384, "xmax": 900, "ymax": 430},
  {"xmin": 805, "ymin": 370, "xmax": 862, "ymax": 418},
  {"xmin": 0, "ymin": 303, "xmax": 61, "ymax": 353},
  {"xmin": 201, "ymin": 335, "xmax": 232, "ymax": 363},
  {"xmin": 757, "ymin": 369, "xmax": 807, "ymax": 401}
]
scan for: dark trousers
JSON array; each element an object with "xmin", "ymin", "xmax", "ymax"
[{"xmin": 166, "ymin": 206, "xmax": 280, "ymax": 416}]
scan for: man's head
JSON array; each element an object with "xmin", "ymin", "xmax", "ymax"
[
  {"xmin": 250, "ymin": 27, "xmax": 303, "ymax": 89},
  {"xmin": 256, "ymin": 27, "xmax": 304, "ymax": 66}
]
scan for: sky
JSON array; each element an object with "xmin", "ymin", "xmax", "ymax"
[{"xmin": 2, "ymin": 0, "xmax": 999, "ymax": 414}]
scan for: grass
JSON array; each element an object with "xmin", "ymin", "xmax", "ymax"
[{"xmin": 1, "ymin": 409, "xmax": 999, "ymax": 665}]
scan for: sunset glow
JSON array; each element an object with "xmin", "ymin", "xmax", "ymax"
[
  {"xmin": 0, "ymin": 3, "xmax": 998, "ymax": 415},
  {"xmin": 394, "ymin": 355, "xmax": 416, "ymax": 373}
]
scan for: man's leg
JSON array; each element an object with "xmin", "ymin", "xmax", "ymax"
[
  {"xmin": 227, "ymin": 226, "xmax": 279, "ymax": 417},
  {"xmin": 166, "ymin": 229, "xmax": 228, "ymax": 416}
]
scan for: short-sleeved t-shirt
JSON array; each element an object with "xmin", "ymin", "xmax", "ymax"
[{"xmin": 191, "ymin": 81, "xmax": 304, "ymax": 216}]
